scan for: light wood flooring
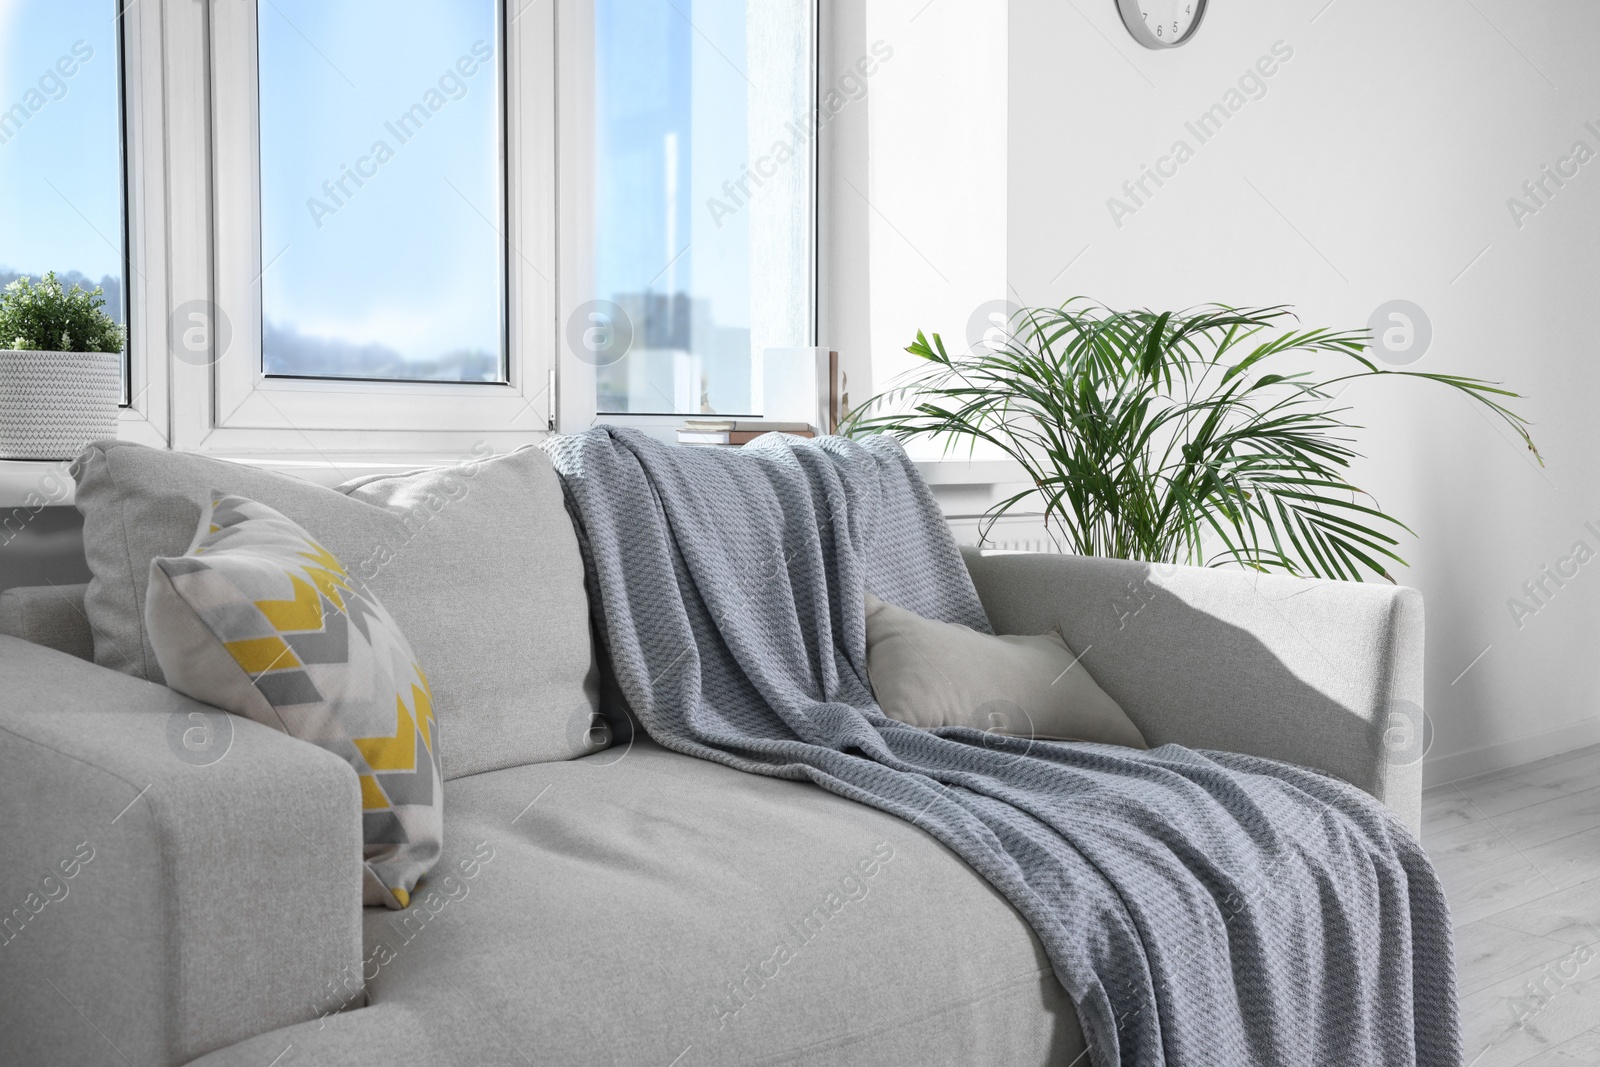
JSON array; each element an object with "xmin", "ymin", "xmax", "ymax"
[{"xmin": 1425, "ymin": 743, "xmax": 1600, "ymax": 1065}]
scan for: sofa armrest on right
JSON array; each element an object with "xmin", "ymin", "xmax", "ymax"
[
  {"xmin": 0, "ymin": 636, "xmax": 365, "ymax": 1067},
  {"xmin": 961, "ymin": 549, "xmax": 1426, "ymax": 834}
]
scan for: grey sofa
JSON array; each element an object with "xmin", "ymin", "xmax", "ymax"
[{"xmin": 0, "ymin": 462, "xmax": 1423, "ymax": 1066}]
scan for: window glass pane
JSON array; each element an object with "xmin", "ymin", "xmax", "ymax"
[
  {"xmin": 0, "ymin": 2, "xmax": 127, "ymax": 366},
  {"xmin": 258, "ymin": 1, "xmax": 503, "ymax": 382},
  {"xmin": 593, "ymin": 0, "xmax": 812, "ymax": 415}
]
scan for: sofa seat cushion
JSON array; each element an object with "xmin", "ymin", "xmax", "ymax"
[{"xmin": 361, "ymin": 739, "xmax": 1085, "ymax": 1067}]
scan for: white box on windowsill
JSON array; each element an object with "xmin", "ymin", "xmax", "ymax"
[{"xmin": 761, "ymin": 347, "xmax": 837, "ymax": 436}]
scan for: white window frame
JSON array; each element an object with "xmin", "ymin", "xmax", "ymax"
[
  {"xmin": 115, "ymin": 0, "xmax": 171, "ymax": 449},
  {"xmin": 554, "ymin": 0, "xmax": 597, "ymax": 434},
  {"xmin": 189, "ymin": 0, "xmax": 554, "ymax": 457}
]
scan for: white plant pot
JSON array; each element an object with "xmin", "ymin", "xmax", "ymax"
[{"xmin": 0, "ymin": 349, "xmax": 121, "ymax": 460}]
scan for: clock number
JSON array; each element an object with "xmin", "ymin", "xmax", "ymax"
[{"xmin": 1124, "ymin": 0, "xmax": 1201, "ymax": 46}]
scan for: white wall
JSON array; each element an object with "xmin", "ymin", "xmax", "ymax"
[
  {"xmin": 827, "ymin": 0, "xmax": 1600, "ymax": 781},
  {"xmin": 821, "ymin": 0, "xmax": 1008, "ymax": 431}
]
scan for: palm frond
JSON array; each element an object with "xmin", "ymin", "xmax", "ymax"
[{"xmin": 841, "ymin": 301, "xmax": 1540, "ymax": 582}]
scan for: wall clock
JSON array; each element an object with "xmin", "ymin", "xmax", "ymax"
[{"xmin": 1116, "ymin": 0, "xmax": 1207, "ymax": 49}]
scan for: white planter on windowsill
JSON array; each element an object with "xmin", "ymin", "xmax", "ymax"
[{"xmin": 0, "ymin": 349, "xmax": 121, "ymax": 460}]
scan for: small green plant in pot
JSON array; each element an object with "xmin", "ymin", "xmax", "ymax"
[
  {"xmin": 0, "ymin": 271, "xmax": 125, "ymax": 461},
  {"xmin": 845, "ymin": 300, "xmax": 1540, "ymax": 582}
]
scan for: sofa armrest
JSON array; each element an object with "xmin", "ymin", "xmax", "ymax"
[
  {"xmin": 0, "ymin": 582, "xmax": 94, "ymax": 661},
  {"xmin": 961, "ymin": 549, "xmax": 1425, "ymax": 834},
  {"xmin": 0, "ymin": 636, "xmax": 365, "ymax": 1066}
]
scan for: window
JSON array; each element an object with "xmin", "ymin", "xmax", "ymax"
[
  {"xmin": 0, "ymin": 2, "xmax": 128, "ymax": 386},
  {"xmin": 256, "ymin": 2, "xmax": 504, "ymax": 383},
  {"xmin": 208, "ymin": 0, "xmax": 553, "ymax": 444},
  {"xmin": 581, "ymin": 0, "xmax": 816, "ymax": 416},
  {"xmin": 154, "ymin": 0, "xmax": 815, "ymax": 449}
]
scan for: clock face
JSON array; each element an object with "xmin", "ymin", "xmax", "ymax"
[{"xmin": 1117, "ymin": 0, "xmax": 1207, "ymax": 49}]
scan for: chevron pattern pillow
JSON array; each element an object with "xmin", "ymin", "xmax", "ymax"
[{"xmin": 145, "ymin": 494, "xmax": 442, "ymax": 909}]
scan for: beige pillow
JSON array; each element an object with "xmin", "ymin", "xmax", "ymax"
[{"xmin": 863, "ymin": 592, "xmax": 1147, "ymax": 749}]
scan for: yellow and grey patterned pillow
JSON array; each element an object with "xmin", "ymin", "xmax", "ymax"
[{"xmin": 145, "ymin": 494, "xmax": 442, "ymax": 909}]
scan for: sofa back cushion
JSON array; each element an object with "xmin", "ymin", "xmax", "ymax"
[{"xmin": 71, "ymin": 441, "xmax": 599, "ymax": 779}]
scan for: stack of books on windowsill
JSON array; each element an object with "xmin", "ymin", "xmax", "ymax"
[{"xmin": 676, "ymin": 420, "xmax": 815, "ymax": 447}]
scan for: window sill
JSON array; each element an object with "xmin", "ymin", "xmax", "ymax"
[
  {"xmin": 0, "ymin": 451, "xmax": 1033, "ymax": 510},
  {"xmin": 0, "ymin": 459, "xmax": 78, "ymax": 510},
  {"xmin": 0, "ymin": 450, "xmax": 494, "ymax": 509},
  {"xmin": 914, "ymin": 459, "xmax": 1029, "ymax": 485}
]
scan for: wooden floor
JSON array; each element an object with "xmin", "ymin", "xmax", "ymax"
[{"xmin": 1424, "ymin": 743, "xmax": 1600, "ymax": 1066}]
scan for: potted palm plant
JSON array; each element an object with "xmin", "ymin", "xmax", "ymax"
[
  {"xmin": 0, "ymin": 272, "xmax": 124, "ymax": 460},
  {"xmin": 845, "ymin": 301, "xmax": 1540, "ymax": 582}
]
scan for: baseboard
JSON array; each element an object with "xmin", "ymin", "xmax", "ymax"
[{"xmin": 1424, "ymin": 715, "xmax": 1600, "ymax": 786}]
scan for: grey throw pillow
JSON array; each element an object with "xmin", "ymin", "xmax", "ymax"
[
  {"xmin": 70, "ymin": 440, "xmax": 601, "ymax": 780},
  {"xmin": 864, "ymin": 592, "xmax": 1147, "ymax": 749}
]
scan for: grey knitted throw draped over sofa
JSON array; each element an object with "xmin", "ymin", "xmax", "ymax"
[{"xmin": 544, "ymin": 426, "xmax": 1460, "ymax": 1067}]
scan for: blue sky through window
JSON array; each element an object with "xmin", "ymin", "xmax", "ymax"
[
  {"xmin": 257, "ymin": 1, "xmax": 502, "ymax": 381},
  {"xmin": 594, "ymin": 0, "xmax": 753, "ymax": 413},
  {"xmin": 591, "ymin": 1, "xmax": 812, "ymax": 416},
  {"xmin": 0, "ymin": 0, "xmax": 126, "ymax": 330}
]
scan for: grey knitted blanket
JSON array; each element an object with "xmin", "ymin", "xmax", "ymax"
[{"xmin": 545, "ymin": 426, "xmax": 1459, "ymax": 1067}]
